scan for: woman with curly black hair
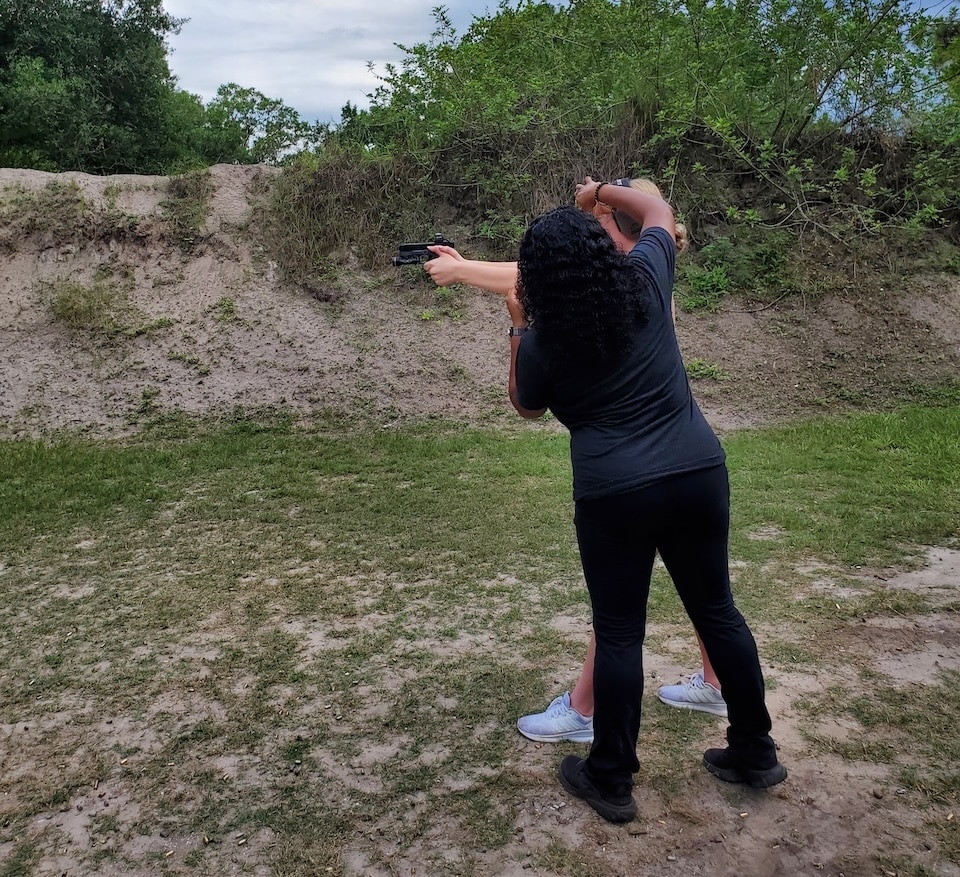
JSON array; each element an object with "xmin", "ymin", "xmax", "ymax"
[
  {"xmin": 424, "ymin": 180, "xmax": 730, "ymax": 744},
  {"xmin": 507, "ymin": 178, "xmax": 786, "ymax": 823},
  {"xmin": 514, "ymin": 206, "xmax": 645, "ymax": 372}
]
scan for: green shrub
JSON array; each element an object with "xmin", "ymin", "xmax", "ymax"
[{"xmin": 678, "ymin": 264, "xmax": 731, "ymax": 311}]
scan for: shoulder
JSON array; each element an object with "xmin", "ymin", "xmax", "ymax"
[
  {"xmin": 627, "ymin": 228, "xmax": 675, "ymax": 280},
  {"xmin": 626, "ymin": 228, "xmax": 675, "ymax": 313},
  {"xmin": 628, "ymin": 228, "xmax": 676, "ymax": 268}
]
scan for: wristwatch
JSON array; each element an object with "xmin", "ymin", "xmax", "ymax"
[{"xmin": 508, "ymin": 326, "xmax": 529, "ymax": 337}]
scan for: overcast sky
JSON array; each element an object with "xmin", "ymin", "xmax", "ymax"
[
  {"xmin": 162, "ymin": 1, "xmax": 506, "ymax": 125},
  {"xmin": 162, "ymin": 0, "xmax": 951, "ymax": 126}
]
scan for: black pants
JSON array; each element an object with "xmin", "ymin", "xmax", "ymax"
[{"xmin": 574, "ymin": 463, "xmax": 776, "ymax": 793}]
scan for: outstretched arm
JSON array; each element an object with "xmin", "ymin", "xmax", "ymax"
[{"xmin": 424, "ymin": 245, "xmax": 518, "ymax": 296}]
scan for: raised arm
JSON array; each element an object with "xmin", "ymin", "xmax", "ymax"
[
  {"xmin": 424, "ymin": 245, "xmax": 519, "ymax": 297},
  {"xmin": 574, "ymin": 176, "xmax": 676, "ymax": 243}
]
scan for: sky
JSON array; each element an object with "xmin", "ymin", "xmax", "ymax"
[
  {"xmin": 162, "ymin": 1, "xmax": 505, "ymax": 125},
  {"xmin": 161, "ymin": 0, "xmax": 952, "ymax": 127}
]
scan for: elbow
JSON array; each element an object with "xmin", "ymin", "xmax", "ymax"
[
  {"xmin": 509, "ymin": 389, "xmax": 546, "ymax": 419},
  {"xmin": 515, "ymin": 406, "xmax": 546, "ymax": 420}
]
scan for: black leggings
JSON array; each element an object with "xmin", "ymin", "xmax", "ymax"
[{"xmin": 574, "ymin": 463, "xmax": 776, "ymax": 792}]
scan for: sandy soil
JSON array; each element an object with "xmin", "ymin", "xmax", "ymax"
[
  {"xmin": 2, "ymin": 164, "xmax": 959, "ymax": 438},
  {"xmin": 1, "ymin": 166, "xmax": 958, "ymax": 877}
]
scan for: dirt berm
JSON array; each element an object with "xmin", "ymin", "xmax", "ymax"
[{"xmin": 1, "ymin": 163, "xmax": 959, "ymax": 436}]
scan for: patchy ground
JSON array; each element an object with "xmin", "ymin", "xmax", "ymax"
[{"xmin": 0, "ymin": 166, "xmax": 959, "ymax": 877}]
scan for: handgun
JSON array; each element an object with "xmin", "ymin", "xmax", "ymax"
[{"xmin": 391, "ymin": 234, "xmax": 455, "ymax": 266}]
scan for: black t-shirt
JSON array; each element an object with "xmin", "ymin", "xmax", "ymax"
[{"xmin": 515, "ymin": 227, "xmax": 725, "ymax": 500}]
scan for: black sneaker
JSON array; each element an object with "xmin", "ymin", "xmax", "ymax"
[
  {"xmin": 703, "ymin": 747, "xmax": 788, "ymax": 788},
  {"xmin": 558, "ymin": 755, "xmax": 637, "ymax": 823}
]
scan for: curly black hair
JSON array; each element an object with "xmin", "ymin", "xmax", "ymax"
[{"xmin": 517, "ymin": 206, "xmax": 648, "ymax": 371}]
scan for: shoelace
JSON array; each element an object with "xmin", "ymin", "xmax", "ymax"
[
  {"xmin": 544, "ymin": 694, "xmax": 591, "ymax": 722},
  {"xmin": 545, "ymin": 695, "xmax": 571, "ymax": 717}
]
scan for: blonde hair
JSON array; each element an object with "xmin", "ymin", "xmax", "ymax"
[
  {"xmin": 595, "ymin": 177, "xmax": 689, "ymax": 253},
  {"xmin": 628, "ymin": 178, "xmax": 689, "ymax": 253}
]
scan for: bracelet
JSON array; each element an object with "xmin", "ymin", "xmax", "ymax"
[
  {"xmin": 594, "ymin": 182, "xmax": 607, "ymax": 205},
  {"xmin": 508, "ymin": 326, "xmax": 529, "ymax": 337}
]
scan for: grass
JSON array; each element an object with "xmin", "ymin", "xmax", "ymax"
[
  {"xmin": 160, "ymin": 170, "xmax": 213, "ymax": 253},
  {"xmin": 48, "ymin": 276, "xmax": 127, "ymax": 332},
  {"xmin": 685, "ymin": 357, "xmax": 726, "ymax": 380},
  {"xmin": 797, "ymin": 665, "xmax": 960, "ymax": 862},
  {"xmin": 0, "ymin": 180, "xmax": 144, "ymax": 250},
  {"xmin": 43, "ymin": 275, "xmax": 175, "ymax": 342},
  {"xmin": 1, "ymin": 404, "xmax": 958, "ymax": 874},
  {"xmin": 726, "ymin": 405, "xmax": 960, "ymax": 567}
]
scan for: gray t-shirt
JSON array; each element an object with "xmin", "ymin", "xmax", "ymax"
[{"xmin": 515, "ymin": 227, "xmax": 724, "ymax": 500}]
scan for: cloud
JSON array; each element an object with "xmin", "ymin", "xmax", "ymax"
[{"xmin": 163, "ymin": 0, "xmax": 498, "ymax": 123}]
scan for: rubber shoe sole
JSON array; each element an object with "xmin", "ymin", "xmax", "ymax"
[
  {"xmin": 703, "ymin": 748, "xmax": 788, "ymax": 788},
  {"xmin": 558, "ymin": 755, "xmax": 637, "ymax": 823},
  {"xmin": 517, "ymin": 724, "xmax": 594, "ymax": 744},
  {"xmin": 657, "ymin": 691, "xmax": 728, "ymax": 718}
]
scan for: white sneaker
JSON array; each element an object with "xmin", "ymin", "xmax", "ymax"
[
  {"xmin": 517, "ymin": 692, "xmax": 594, "ymax": 743},
  {"xmin": 657, "ymin": 671, "xmax": 728, "ymax": 717}
]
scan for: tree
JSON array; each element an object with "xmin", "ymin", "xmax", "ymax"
[
  {"xmin": 202, "ymin": 84, "xmax": 322, "ymax": 165},
  {"xmin": 0, "ymin": 1, "xmax": 320, "ymax": 172},
  {"xmin": 932, "ymin": 18, "xmax": 960, "ymax": 102},
  {"xmin": 337, "ymin": 0, "xmax": 952, "ymax": 150},
  {"xmin": 0, "ymin": 0, "xmax": 186, "ymax": 172}
]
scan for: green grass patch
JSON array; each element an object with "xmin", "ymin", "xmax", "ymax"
[
  {"xmin": 726, "ymin": 405, "xmax": 960, "ymax": 568},
  {"xmin": 685, "ymin": 357, "xmax": 726, "ymax": 380},
  {"xmin": 161, "ymin": 169, "xmax": 213, "ymax": 252},
  {"xmin": 1, "ymin": 404, "xmax": 958, "ymax": 873},
  {"xmin": 43, "ymin": 274, "xmax": 174, "ymax": 341},
  {"xmin": 0, "ymin": 181, "xmax": 87, "ymax": 237}
]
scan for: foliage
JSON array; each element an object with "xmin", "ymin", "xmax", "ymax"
[
  {"xmin": 159, "ymin": 169, "xmax": 213, "ymax": 252},
  {"xmin": 678, "ymin": 263, "xmax": 731, "ymax": 311},
  {"xmin": 675, "ymin": 230, "xmax": 796, "ymax": 307},
  {"xmin": 684, "ymin": 358, "xmax": 726, "ymax": 380},
  {"xmin": 200, "ymin": 83, "xmax": 323, "ymax": 165},
  {"xmin": 41, "ymin": 273, "xmax": 169, "ymax": 340},
  {"xmin": 1, "ymin": 0, "xmax": 958, "ymax": 279},
  {"xmin": 0, "ymin": 0, "xmax": 317, "ymax": 173},
  {"xmin": 47, "ymin": 277, "xmax": 126, "ymax": 333},
  {"xmin": 902, "ymin": 102, "xmax": 960, "ymax": 225},
  {"xmin": 0, "ymin": 179, "xmax": 147, "ymax": 250},
  {"xmin": 288, "ymin": 0, "xmax": 959, "ymax": 269},
  {"xmin": 335, "ymin": 0, "xmax": 954, "ymax": 154},
  {"xmin": 0, "ymin": 0, "xmax": 186, "ymax": 173},
  {"xmin": 932, "ymin": 17, "xmax": 960, "ymax": 102},
  {"xmin": 0, "ymin": 180, "xmax": 88, "ymax": 235},
  {"xmin": 258, "ymin": 145, "xmax": 434, "ymax": 282}
]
